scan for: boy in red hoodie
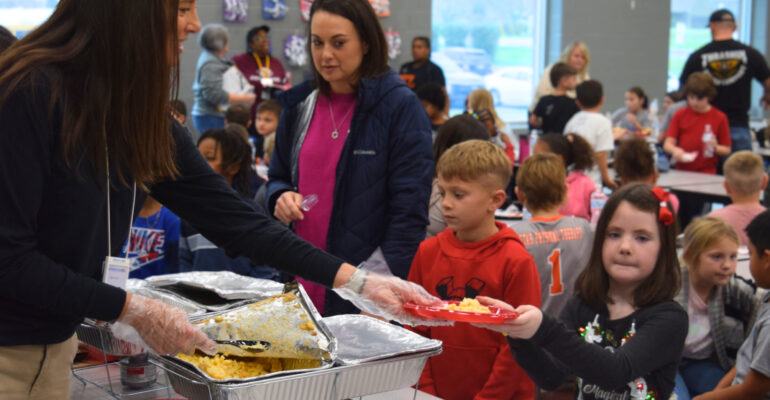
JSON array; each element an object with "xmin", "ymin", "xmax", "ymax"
[{"xmin": 408, "ymin": 140, "xmax": 541, "ymax": 400}]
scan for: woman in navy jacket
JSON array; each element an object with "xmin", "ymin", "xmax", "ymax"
[{"xmin": 267, "ymin": 0, "xmax": 433, "ymax": 316}]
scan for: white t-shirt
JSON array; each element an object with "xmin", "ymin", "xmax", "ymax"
[{"xmin": 563, "ymin": 111, "xmax": 614, "ymax": 188}]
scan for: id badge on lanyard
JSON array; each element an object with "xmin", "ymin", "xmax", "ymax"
[{"xmin": 102, "ymin": 149, "xmax": 137, "ymax": 290}]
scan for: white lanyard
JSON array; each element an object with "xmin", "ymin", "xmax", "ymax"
[{"xmin": 105, "ymin": 146, "xmax": 137, "ymax": 258}]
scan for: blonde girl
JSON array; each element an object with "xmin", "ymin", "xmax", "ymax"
[{"xmin": 672, "ymin": 216, "xmax": 758, "ymax": 400}]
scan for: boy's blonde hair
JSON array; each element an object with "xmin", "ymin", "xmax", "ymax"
[
  {"xmin": 516, "ymin": 153, "xmax": 566, "ymax": 212},
  {"xmin": 437, "ymin": 139, "xmax": 511, "ymax": 190},
  {"xmin": 724, "ymin": 151, "xmax": 766, "ymax": 197},
  {"xmin": 682, "ymin": 216, "xmax": 739, "ymax": 270}
]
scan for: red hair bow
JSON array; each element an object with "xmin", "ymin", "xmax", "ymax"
[{"xmin": 651, "ymin": 186, "xmax": 674, "ymax": 226}]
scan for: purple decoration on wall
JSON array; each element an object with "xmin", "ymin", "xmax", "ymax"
[
  {"xmin": 263, "ymin": 0, "xmax": 289, "ymax": 20},
  {"xmin": 224, "ymin": 0, "xmax": 248, "ymax": 23}
]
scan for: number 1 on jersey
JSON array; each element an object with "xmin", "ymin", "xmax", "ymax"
[{"xmin": 548, "ymin": 249, "xmax": 563, "ymax": 295}]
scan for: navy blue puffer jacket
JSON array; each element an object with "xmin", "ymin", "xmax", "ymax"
[{"xmin": 267, "ymin": 71, "xmax": 433, "ymax": 315}]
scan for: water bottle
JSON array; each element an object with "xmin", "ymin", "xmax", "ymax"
[
  {"xmin": 590, "ymin": 190, "xmax": 609, "ymax": 226},
  {"xmin": 529, "ymin": 129, "xmax": 540, "ymax": 154},
  {"xmin": 702, "ymin": 124, "xmax": 715, "ymax": 158}
]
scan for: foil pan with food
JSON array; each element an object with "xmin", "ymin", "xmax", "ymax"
[
  {"xmin": 146, "ymin": 271, "xmax": 284, "ymax": 300},
  {"xmin": 166, "ymin": 283, "xmax": 336, "ymax": 383}
]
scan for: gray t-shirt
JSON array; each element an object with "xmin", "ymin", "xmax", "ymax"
[
  {"xmin": 511, "ymin": 216, "xmax": 593, "ymax": 316},
  {"xmin": 732, "ymin": 291, "xmax": 770, "ymax": 399}
]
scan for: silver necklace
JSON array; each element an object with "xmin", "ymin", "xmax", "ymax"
[{"xmin": 328, "ymin": 99, "xmax": 354, "ymax": 139}]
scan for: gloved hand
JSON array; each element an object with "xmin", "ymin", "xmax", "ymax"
[
  {"xmin": 113, "ymin": 293, "xmax": 217, "ymax": 355},
  {"xmin": 334, "ymin": 270, "xmax": 453, "ymax": 327}
]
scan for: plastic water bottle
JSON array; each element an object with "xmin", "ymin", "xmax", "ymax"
[
  {"xmin": 702, "ymin": 124, "xmax": 715, "ymax": 158},
  {"xmin": 590, "ymin": 190, "xmax": 609, "ymax": 226},
  {"xmin": 529, "ymin": 129, "xmax": 540, "ymax": 154}
]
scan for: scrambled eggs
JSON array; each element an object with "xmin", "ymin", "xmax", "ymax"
[{"xmin": 443, "ymin": 298, "xmax": 491, "ymax": 313}]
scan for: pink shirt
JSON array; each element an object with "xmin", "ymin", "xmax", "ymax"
[
  {"xmin": 560, "ymin": 170, "xmax": 595, "ymax": 221},
  {"xmin": 294, "ymin": 91, "xmax": 357, "ymax": 312},
  {"xmin": 709, "ymin": 204, "xmax": 767, "ymax": 246}
]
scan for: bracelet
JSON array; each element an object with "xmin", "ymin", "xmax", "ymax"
[{"xmin": 348, "ymin": 268, "xmax": 369, "ymax": 295}]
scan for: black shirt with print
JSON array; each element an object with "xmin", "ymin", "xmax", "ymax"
[{"xmin": 680, "ymin": 39, "xmax": 770, "ymax": 127}]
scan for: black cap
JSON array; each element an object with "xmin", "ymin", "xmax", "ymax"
[{"xmin": 708, "ymin": 9, "xmax": 735, "ymax": 25}]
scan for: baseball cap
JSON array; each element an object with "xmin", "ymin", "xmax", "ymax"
[{"xmin": 707, "ymin": 9, "xmax": 735, "ymax": 25}]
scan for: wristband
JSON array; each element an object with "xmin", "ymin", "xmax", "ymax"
[{"xmin": 348, "ymin": 268, "xmax": 369, "ymax": 295}]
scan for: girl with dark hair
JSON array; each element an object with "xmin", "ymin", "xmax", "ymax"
[
  {"xmin": 534, "ymin": 133, "xmax": 597, "ymax": 221},
  {"xmin": 426, "ymin": 114, "xmax": 491, "ymax": 238},
  {"xmin": 0, "ymin": 1, "xmax": 439, "ymax": 394},
  {"xmin": 476, "ymin": 183, "xmax": 688, "ymax": 400},
  {"xmin": 179, "ymin": 129, "xmax": 279, "ymax": 280},
  {"xmin": 267, "ymin": 0, "xmax": 434, "ymax": 315},
  {"xmin": 611, "ymin": 86, "xmax": 654, "ymax": 139}
]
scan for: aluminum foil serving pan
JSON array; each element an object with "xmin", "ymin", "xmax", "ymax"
[
  {"xmin": 322, "ymin": 314, "xmax": 442, "ymax": 365},
  {"xmin": 147, "ymin": 271, "xmax": 284, "ymax": 300},
  {"xmin": 126, "ymin": 279, "xmax": 208, "ymax": 316},
  {"xmin": 159, "ymin": 282, "xmax": 336, "ymax": 384}
]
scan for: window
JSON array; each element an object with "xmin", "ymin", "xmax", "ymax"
[
  {"xmin": 431, "ymin": 0, "xmax": 543, "ymax": 122},
  {"xmin": 0, "ymin": 0, "xmax": 58, "ymax": 38},
  {"xmin": 668, "ymin": 0, "xmax": 746, "ymax": 92}
]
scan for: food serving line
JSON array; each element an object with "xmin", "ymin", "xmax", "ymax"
[{"xmin": 68, "ymin": 272, "xmax": 445, "ymax": 400}]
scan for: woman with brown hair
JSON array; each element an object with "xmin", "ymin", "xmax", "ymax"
[
  {"xmin": 0, "ymin": 1, "xmax": 438, "ymax": 396},
  {"xmin": 267, "ymin": 0, "xmax": 434, "ymax": 316}
]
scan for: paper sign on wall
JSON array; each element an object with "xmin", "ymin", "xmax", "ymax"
[
  {"xmin": 263, "ymin": 0, "xmax": 288, "ymax": 20},
  {"xmin": 224, "ymin": 0, "xmax": 248, "ymax": 22},
  {"xmin": 370, "ymin": 0, "xmax": 390, "ymax": 17}
]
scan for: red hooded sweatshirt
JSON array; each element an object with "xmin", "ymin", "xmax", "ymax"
[{"xmin": 408, "ymin": 222, "xmax": 541, "ymax": 400}]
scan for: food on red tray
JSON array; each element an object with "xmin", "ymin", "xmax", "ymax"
[{"xmin": 442, "ymin": 298, "xmax": 490, "ymax": 314}]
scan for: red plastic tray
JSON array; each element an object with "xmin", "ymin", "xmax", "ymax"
[{"xmin": 404, "ymin": 301, "xmax": 519, "ymax": 324}]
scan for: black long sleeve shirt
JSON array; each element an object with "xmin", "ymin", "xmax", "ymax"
[
  {"xmin": 0, "ymin": 77, "xmax": 343, "ymax": 346},
  {"xmin": 508, "ymin": 298, "xmax": 688, "ymax": 400}
]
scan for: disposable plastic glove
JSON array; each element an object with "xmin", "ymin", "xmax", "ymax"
[
  {"xmin": 114, "ymin": 293, "xmax": 217, "ymax": 355},
  {"xmin": 334, "ymin": 271, "xmax": 453, "ymax": 327}
]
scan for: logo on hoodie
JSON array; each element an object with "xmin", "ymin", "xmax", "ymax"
[{"xmin": 435, "ymin": 276, "xmax": 486, "ymax": 301}]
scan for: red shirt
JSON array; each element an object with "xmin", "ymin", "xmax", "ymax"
[
  {"xmin": 665, "ymin": 106, "xmax": 730, "ymax": 174},
  {"xmin": 407, "ymin": 222, "xmax": 540, "ymax": 400}
]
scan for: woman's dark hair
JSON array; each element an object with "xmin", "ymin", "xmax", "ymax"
[
  {"xmin": 0, "ymin": 0, "xmax": 180, "ymax": 189},
  {"xmin": 0, "ymin": 25, "xmax": 16, "ymax": 53},
  {"xmin": 197, "ymin": 128, "xmax": 253, "ymax": 196},
  {"xmin": 574, "ymin": 183, "xmax": 680, "ymax": 310},
  {"xmin": 433, "ymin": 114, "xmax": 490, "ymax": 175},
  {"xmin": 537, "ymin": 133, "xmax": 594, "ymax": 171},
  {"xmin": 308, "ymin": 0, "xmax": 388, "ymax": 95},
  {"xmin": 628, "ymin": 86, "xmax": 649, "ymax": 109}
]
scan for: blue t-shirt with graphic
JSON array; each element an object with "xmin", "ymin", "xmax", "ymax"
[{"xmin": 119, "ymin": 207, "xmax": 181, "ymax": 279}]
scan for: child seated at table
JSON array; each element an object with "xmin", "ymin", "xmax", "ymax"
[
  {"xmin": 511, "ymin": 153, "xmax": 594, "ymax": 318},
  {"xmin": 708, "ymin": 151, "xmax": 768, "ymax": 246},
  {"xmin": 611, "ymin": 86, "xmax": 654, "ymax": 139},
  {"xmin": 672, "ymin": 216, "xmax": 758, "ymax": 400},
  {"xmin": 529, "ymin": 62, "xmax": 580, "ymax": 135},
  {"xmin": 664, "ymin": 72, "xmax": 731, "ymax": 174},
  {"xmin": 614, "ymin": 136, "xmax": 680, "ymax": 212},
  {"xmin": 408, "ymin": 140, "xmax": 540, "ymax": 400},
  {"xmin": 534, "ymin": 133, "xmax": 596, "ymax": 221}
]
